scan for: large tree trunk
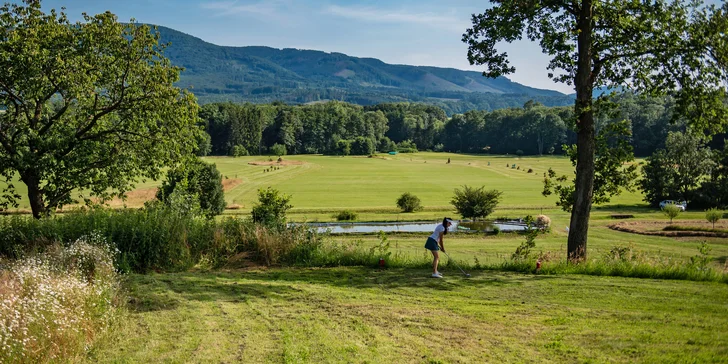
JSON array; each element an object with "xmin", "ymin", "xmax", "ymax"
[
  {"xmin": 21, "ymin": 170, "xmax": 46, "ymax": 219},
  {"xmin": 568, "ymin": 0, "xmax": 596, "ymax": 261}
]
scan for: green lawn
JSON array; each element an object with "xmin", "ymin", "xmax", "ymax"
[
  {"xmin": 0, "ymin": 153, "xmax": 645, "ymax": 213},
  {"xmin": 88, "ymin": 268, "xmax": 728, "ymax": 363}
]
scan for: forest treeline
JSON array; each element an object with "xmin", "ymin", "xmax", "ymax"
[{"xmin": 197, "ymin": 93, "xmax": 725, "ymax": 157}]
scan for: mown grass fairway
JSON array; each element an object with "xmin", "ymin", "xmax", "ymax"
[
  {"xmin": 0, "ymin": 153, "xmax": 643, "ymax": 214},
  {"xmin": 89, "ymin": 268, "xmax": 728, "ymax": 363}
]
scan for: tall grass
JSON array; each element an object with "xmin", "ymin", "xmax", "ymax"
[{"xmin": 0, "ymin": 234, "xmax": 122, "ymax": 363}]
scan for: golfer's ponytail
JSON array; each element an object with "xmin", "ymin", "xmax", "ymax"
[{"xmin": 442, "ymin": 217, "xmax": 449, "ymax": 235}]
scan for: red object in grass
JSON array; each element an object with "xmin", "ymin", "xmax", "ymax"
[
  {"xmin": 379, "ymin": 258, "xmax": 385, "ymax": 267},
  {"xmin": 536, "ymin": 260, "xmax": 542, "ymax": 270}
]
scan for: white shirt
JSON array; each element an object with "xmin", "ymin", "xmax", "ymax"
[{"xmin": 429, "ymin": 224, "xmax": 446, "ymax": 241}]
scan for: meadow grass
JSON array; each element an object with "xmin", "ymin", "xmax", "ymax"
[{"xmin": 87, "ymin": 268, "xmax": 728, "ymax": 363}]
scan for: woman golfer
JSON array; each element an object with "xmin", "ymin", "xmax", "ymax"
[{"xmin": 425, "ymin": 217, "xmax": 453, "ymax": 278}]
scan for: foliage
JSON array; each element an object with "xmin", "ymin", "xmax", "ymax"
[
  {"xmin": 395, "ymin": 192, "xmax": 423, "ymax": 213},
  {"xmin": 641, "ymin": 131, "xmax": 715, "ymax": 205},
  {"xmin": 450, "ymin": 185, "xmax": 502, "ymax": 220},
  {"xmin": 0, "ymin": 234, "xmax": 122, "ymax": 363},
  {"xmin": 512, "ymin": 216, "xmax": 537, "ymax": 260},
  {"xmin": 543, "ymin": 120, "xmax": 638, "ymax": 212},
  {"xmin": 396, "ymin": 139, "xmax": 419, "ymax": 153},
  {"xmin": 662, "ymin": 204, "xmax": 682, "ymax": 224},
  {"xmin": 463, "ymin": 0, "xmax": 728, "ymax": 261},
  {"xmin": 334, "ymin": 210, "xmax": 358, "ymax": 221},
  {"xmin": 251, "ymin": 187, "xmax": 293, "ymax": 228},
  {"xmin": 350, "ymin": 136, "xmax": 375, "ymax": 156},
  {"xmin": 195, "ymin": 131, "xmax": 212, "ymax": 157},
  {"xmin": 231, "ymin": 145, "xmax": 249, "ymax": 157},
  {"xmin": 535, "ymin": 215, "xmax": 551, "ymax": 229},
  {"xmin": 156, "ymin": 159, "xmax": 226, "ymax": 218},
  {"xmin": 270, "ymin": 143, "xmax": 287, "ymax": 157},
  {"xmin": 334, "ymin": 139, "xmax": 351, "ymax": 156},
  {"xmin": 0, "ymin": 2, "xmax": 200, "ymax": 218},
  {"xmin": 705, "ymin": 208, "xmax": 723, "ymax": 229}
]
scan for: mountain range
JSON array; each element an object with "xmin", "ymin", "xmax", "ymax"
[{"xmin": 155, "ymin": 26, "xmax": 575, "ymax": 114}]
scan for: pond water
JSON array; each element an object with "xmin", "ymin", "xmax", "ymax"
[{"xmin": 295, "ymin": 220, "xmax": 528, "ymax": 234}]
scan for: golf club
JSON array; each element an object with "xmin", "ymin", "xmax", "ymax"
[{"xmin": 442, "ymin": 251, "xmax": 471, "ymax": 278}]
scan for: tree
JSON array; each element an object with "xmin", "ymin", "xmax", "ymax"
[
  {"xmin": 271, "ymin": 143, "xmax": 287, "ymax": 157},
  {"xmin": 156, "ymin": 159, "xmax": 226, "ymax": 218},
  {"xmin": 662, "ymin": 204, "xmax": 682, "ymax": 224},
  {"xmin": 0, "ymin": 2, "xmax": 199, "ymax": 218},
  {"xmin": 231, "ymin": 145, "xmax": 249, "ymax": 157},
  {"xmin": 334, "ymin": 139, "xmax": 351, "ymax": 156},
  {"xmin": 450, "ymin": 186, "xmax": 502, "ymax": 220},
  {"xmin": 464, "ymin": 0, "xmax": 728, "ymax": 260},
  {"xmin": 251, "ymin": 187, "xmax": 293, "ymax": 228},
  {"xmin": 705, "ymin": 208, "xmax": 722, "ymax": 229},
  {"xmin": 350, "ymin": 136, "xmax": 375, "ymax": 155},
  {"xmin": 396, "ymin": 192, "xmax": 423, "ymax": 213},
  {"xmin": 640, "ymin": 131, "xmax": 714, "ymax": 205}
]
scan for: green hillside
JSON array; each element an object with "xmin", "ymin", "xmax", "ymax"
[{"xmin": 154, "ymin": 26, "xmax": 574, "ymax": 112}]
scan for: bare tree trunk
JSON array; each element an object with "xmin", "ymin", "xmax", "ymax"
[
  {"xmin": 21, "ymin": 170, "xmax": 46, "ymax": 219},
  {"xmin": 568, "ymin": 0, "xmax": 596, "ymax": 261}
]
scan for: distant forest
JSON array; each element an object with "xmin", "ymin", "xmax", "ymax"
[{"xmin": 197, "ymin": 93, "xmax": 726, "ymax": 158}]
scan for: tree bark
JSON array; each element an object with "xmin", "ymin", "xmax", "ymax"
[
  {"xmin": 21, "ymin": 170, "xmax": 47, "ymax": 219},
  {"xmin": 568, "ymin": 0, "xmax": 596, "ymax": 261}
]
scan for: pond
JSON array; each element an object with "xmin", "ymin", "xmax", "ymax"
[{"xmin": 294, "ymin": 220, "xmax": 528, "ymax": 234}]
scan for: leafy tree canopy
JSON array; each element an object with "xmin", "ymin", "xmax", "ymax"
[{"xmin": 0, "ymin": 1, "xmax": 200, "ymax": 218}]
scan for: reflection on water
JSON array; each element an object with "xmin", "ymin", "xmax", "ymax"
[{"xmin": 293, "ymin": 220, "xmax": 527, "ymax": 234}]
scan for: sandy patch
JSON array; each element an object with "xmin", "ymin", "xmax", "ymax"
[
  {"xmin": 222, "ymin": 178, "xmax": 243, "ymax": 191},
  {"xmin": 248, "ymin": 160, "xmax": 305, "ymax": 166},
  {"xmin": 609, "ymin": 220, "xmax": 728, "ymax": 238}
]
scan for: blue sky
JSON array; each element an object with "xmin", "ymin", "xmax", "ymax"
[{"xmin": 34, "ymin": 0, "xmax": 722, "ymax": 94}]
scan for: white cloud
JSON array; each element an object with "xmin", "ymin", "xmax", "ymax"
[
  {"xmin": 200, "ymin": 1, "xmax": 281, "ymax": 16},
  {"xmin": 324, "ymin": 5, "xmax": 467, "ymax": 32}
]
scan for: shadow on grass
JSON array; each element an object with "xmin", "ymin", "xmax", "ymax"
[
  {"xmin": 593, "ymin": 204, "xmax": 653, "ymax": 214},
  {"xmin": 124, "ymin": 267, "xmax": 562, "ymax": 312}
]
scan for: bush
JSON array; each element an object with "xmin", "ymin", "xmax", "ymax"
[
  {"xmin": 335, "ymin": 139, "xmax": 351, "ymax": 156},
  {"xmin": 156, "ymin": 158, "xmax": 226, "ymax": 218},
  {"xmin": 334, "ymin": 210, "xmax": 358, "ymax": 221},
  {"xmin": 0, "ymin": 235, "xmax": 122, "ymax": 363},
  {"xmin": 397, "ymin": 140, "xmax": 418, "ymax": 153},
  {"xmin": 516, "ymin": 150, "xmax": 524, "ymax": 156},
  {"xmin": 350, "ymin": 137, "xmax": 375, "ymax": 155},
  {"xmin": 251, "ymin": 187, "xmax": 293, "ymax": 228},
  {"xmin": 706, "ymin": 208, "xmax": 723, "ymax": 229},
  {"xmin": 527, "ymin": 168, "xmax": 534, "ymax": 173},
  {"xmin": 662, "ymin": 204, "xmax": 682, "ymax": 224},
  {"xmin": 450, "ymin": 185, "xmax": 503, "ymax": 220},
  {"xmin": 433, "ymin": 143, "xmax": 444, "ymax": 152},
  {"xmin": 396, "ymin": 192, "xmax": 423, "ymax": 213},
  {"xmin": 271, "ymin": 143, "xmax": 287, "ymax": 157},
  {"xmin": 231, "ymin": 145, "xmax": 249, "ymax": 157},
  {"xmin": 378, "ymin": 137, "xmax": 397, "ymax": 153}
]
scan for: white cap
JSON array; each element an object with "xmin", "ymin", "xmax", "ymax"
[{"xmin": 445, "ymin": 218, "xmax": 454, "ymax": 223}]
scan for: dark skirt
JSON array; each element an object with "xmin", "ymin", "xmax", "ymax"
[{"xmin": 425, "ymin": 237, "xmax": 440, "ymax": 251}]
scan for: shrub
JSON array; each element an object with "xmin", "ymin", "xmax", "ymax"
[
  {"xmin": 433, "ymin": 143, "xmax": 445, "ymax": 152},
  {"xmin": 350, "ymin": 137, "xmax": 375, "ymax": 155},
  {"xmin": 706, "ymin": 208, "xmax": 723, "ymax": 229},
  {"xmin": 516, "ymin": 150, "xmax": 524, "ymax": 156},
  {"xmin": 156, "ymin": 158, "xmax": 226, "ymax": 218},
  {"xmin": 231, "ymin": 145, "xmax": 249, "ymax": 157},
  {"xmin": 450, "ymin": 185, "xmax": 503, "ymax": 220},
  {"xmin": 397, "ymin": 140, "xmax": 418, "ymax": 153},
  {"xmin": 512, "ymin": 216, "xmax": 537, "ymax": 260},
  {"xmin": 662, "ymin": 204, "xmax": 682, "ymax": 224},
  {"xmin": 251, "ymin": 187, "xmax": 293, "ymax": 228},
  {"xmin": 0, "ymin": 235, "xmax": 122, "ymax": 363},
  {"xmin": 335, "ymin": 139, "xmax": 351, "ymax": 156},
  {"xmin": 378, "ymin": 137, "xmax": 397, "ymax": 153},
  {"xmin": 527, "ymin": 168, "xmax": 534, "ymax": 173},
  {"xmin": 271, "ymin": 143, "xmax": 287, "ymax": 157},
  {"xmin": 396, "ymin": 192, "xmax": 423, "ymax": 213},
  {"xmin": 334, "ymin": 210, "xmax": 358, "ymax": 221}
]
